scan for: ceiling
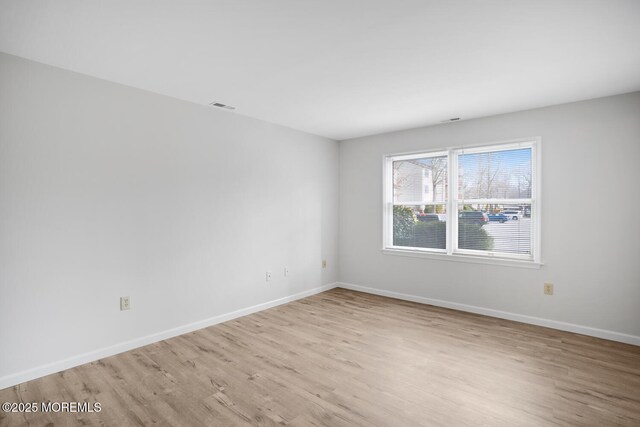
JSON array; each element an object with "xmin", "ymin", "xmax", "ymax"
[{"xmin": 1, "ymin": 0, "xmax": 639, "ymax": 140}]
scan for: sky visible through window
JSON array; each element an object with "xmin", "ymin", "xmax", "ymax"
[{"xmin": 458, "ymin": 148, "xmax": 532, "ymax": 200}]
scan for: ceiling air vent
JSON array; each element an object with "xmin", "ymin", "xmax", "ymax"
[{"xmin": 209, "ymin": 102, "xmax": 236, "ymax": 111}]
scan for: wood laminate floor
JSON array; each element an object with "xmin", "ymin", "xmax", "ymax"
[{"xmin": 1, "ymin": 288, "xmax": 640, "ymax": 426}]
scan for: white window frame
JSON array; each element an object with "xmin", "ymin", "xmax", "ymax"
[{"xmin": 383, "ymin": 137, "xmax": 542, "ymax": 268}]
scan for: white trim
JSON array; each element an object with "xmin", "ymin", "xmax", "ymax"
[
  {"xmin": 336, "ymin": 282, "xmax": 640, "ymax": 346},
  {"xmin": 451, "ymin": 248, "xmax": 532, "ymax": 262},
  {"xmin": 456, "ymin": 138, "xmax": 540, "ymax": 263},
  {"xmin": 382, "ymin": 155, "xmax": 393, "ymax": 249},
  {"xmin": 386, "ymin": 245, "xmax": 447, "ymax": 254},
  {"xmin": 532, "ymin": 138, "xmax": 542, "ymax": 264},
  {"xmin": 458, "ymin": 141, "xmax": 531, "ymax": 155},
  {"xmin": 0, "ymin": 283, "xmax": 339, "ymax": 390},
  {"xmin": 382, "ymin": 136, "xmax": 541, "ymax": 159},
  {"xmin": 382, "ymin": 248, "xmax": 542, "ymax": 269},
  {"xmin": 391, "ymin": 150, "xmax": 449, "ymax": 161},
  {"xmin": 447, "ymin": 151, "xmax": 455, "ymax": 254},
  {"xmin": 383, "ymin": 137, "xmax": 541, "ymax": 265}
]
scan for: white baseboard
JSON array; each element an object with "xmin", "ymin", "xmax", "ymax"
[
  {"xmin": 4, "ymin": 280, "xmax": 636, "ymax": 390},
  {"xmin": 337, "ymin": 282, "xmax": 640, "ymax": 346},
  {"xmin": 0, "ymin": 282, "xmax": 338, "ymax": 390}
]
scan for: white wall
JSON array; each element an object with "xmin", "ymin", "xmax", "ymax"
[
  {"xmin": 1, "ymin": 50, "xmax": 639, "ymax": 389},
  {"xmin": 0, "ymin": 53, "xmax": 339, "ymax": 384},
  {"xmin": 339, "ymin": 92, "xmax": 640, "ymax": 340}
]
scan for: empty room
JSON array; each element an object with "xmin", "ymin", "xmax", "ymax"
[{"xmin": 1, "ymin": 1, "xmax": 639, "ymax": 425}]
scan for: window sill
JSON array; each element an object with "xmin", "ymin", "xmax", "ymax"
[{"xmin": 382, "ymin": 248, "xmax": 543, "ymax": 269}]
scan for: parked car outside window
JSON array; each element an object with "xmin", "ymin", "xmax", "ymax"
[
  {"xmin": 417, "ymin": 213, "xmax": 447, "ymax": 222},
  {"xmin": 459, "ymin": 211, "xmax": 489, "ymax": 226},
  {"xmin": 487, "ymin": 213, "xmax": 509, "ymax": 223},
  {"xmin": 502, "ymin": 210, "xmax": 522, "ymax": 220}
]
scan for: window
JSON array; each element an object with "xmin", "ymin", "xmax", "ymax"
[{"xmin": 384, "ymin": 139, "xmax": 540, "ymax": 265}]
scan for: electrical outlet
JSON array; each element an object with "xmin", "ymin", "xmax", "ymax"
[
  {"xmin": 266, "ymin": 271, "xmax": 272, "ymax": 281},
  {"xmin": 544, "ymin": 283, "xmax": 554, "ymax": 296},
  {"xmin": 120, "ymin": 296, "xmax": 131, "ymax": 311},
  {"xmin": 322, "ymin": 260, "xmax": 327, "ymax": 268},
  {"xmin": 284, "ymin": 267, "xmax": 289, "ymax": 277}
]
